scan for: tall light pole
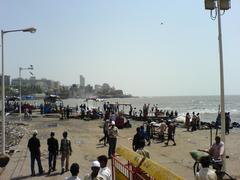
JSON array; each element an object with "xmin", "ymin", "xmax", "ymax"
[
  {"xmin": 204, "ymin": 0, "xmax": 230, "ymax": 171},
  {"xmin": 1, "ymin": 27, "xmax": 36, "ymax": 155},
  {"xmin": 19, "ymin": 65, "xmax": 34, "ymax": 121}
]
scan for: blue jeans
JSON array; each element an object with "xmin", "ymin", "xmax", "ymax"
[
  {"xmin": 48, "ymin": 152, "xmax": 57, "ymax": 170},
  {"xmin": 30, "ymin": 152, "xmax": 43, "ymax": 175}
]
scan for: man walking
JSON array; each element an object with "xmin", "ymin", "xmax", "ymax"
[
  {"xmin": 99, "ymin": 120, "xmax": 109, "ymax": 146},
  {"xmin": 27, "ymin": 130, "xmax": 44, "ymax": 176},
  {"xmin": 47, "ymin": 132, "xmax": 59, "ymax": 174},
  {"xmin": 132, "ymin": 127, "xmax": 145, "ymax": 151},
  {"xmin": 165, "ymin": 121, "xmax": 176, "ymax": 146},
  {"xmin": 60, "ymin": 131, "xmax": 72, "ymax": 174}
]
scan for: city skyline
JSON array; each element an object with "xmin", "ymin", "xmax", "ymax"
[{"xmin": 1, "ymin": 1, "xmax": 240, "ymax": 96}]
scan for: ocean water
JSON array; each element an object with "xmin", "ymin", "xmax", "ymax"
[{"xmin": 62, "ymin": 95, "xmax": 240, "ymax": 123}]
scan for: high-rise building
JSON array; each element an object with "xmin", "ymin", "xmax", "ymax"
[{"xmin": 80, "ymin": 75, "xmax": 85, "ymax": 87}]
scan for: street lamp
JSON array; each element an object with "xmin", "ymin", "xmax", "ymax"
[
  {"xmin": 19, "ymin": 65, "xmax": 34, "ymax": 121},
  {"xmin": 204, "ymin": 0, "xmax": 231, "ymax": 171},
  {"xmin": 1, "ymin": 27, "xmax": 36, "ymax": 155}
]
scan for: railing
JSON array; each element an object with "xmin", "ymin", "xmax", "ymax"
[{"xmin": 112, "ymin": 156, "xmax": 154, "ymax": 180}]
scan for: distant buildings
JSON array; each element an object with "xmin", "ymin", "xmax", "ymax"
[
  {"xmin": 6, "ymin": 74, "xmax": 131, "ymax": 99},
  {"xmin": 0, "ymin": 74, "xmax": 11, "ymax": 86},
  {"xmin": 69, "ymin": 80, "xmax": 126, "ymax": 99},
  {"xmin": 11, "ymin": 77, "xmax": 60, "ymax": 92}
]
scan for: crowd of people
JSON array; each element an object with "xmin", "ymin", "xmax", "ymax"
[
  {"xmin": 27, "ymin": 130, "xmax": 111, "ymax": 180},
  {"xmin": 26, "ymin": 101, "xmax": 231, "ymax": 180},
  {"xmin": 57, "ymin": 103, "xmax": 103, "ymax": 120},
  {"xmin": 185, "ymin": 111, "xmax": 232, "ymax": 135},
  {"xmin": 129, "ymin": 104, "xmax": 178, "ymax": 119}
]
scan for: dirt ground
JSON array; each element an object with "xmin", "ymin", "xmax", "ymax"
[{"xmin": 1, "ymin": 115, "xmax": 240, "ymax": 180}]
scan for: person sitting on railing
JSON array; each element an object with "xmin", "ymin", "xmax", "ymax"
[{"xmin": 195, "ymin": 156, "xmax": 217, "ymax": 180}]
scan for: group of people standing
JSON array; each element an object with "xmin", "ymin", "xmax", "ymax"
[
  {"xmin": 185, "ymin": 112, "xmax": 201, "ymax": 132},
  {"xmin": 216, "ymin": 112, "xmax": 232, "ymax": 135},
  {"xmin": 28, "ymin": 130, "xmax": 72, "ymax": 176},
  {"xmin": 27, "ymin": 130, "xmax": 112, "ymax": 180},
  {"xmin": 129, "ymin": 103, "xmax": 178, "ymax": 119},
  {"xmin": 132, "ymin": 120, "xmax": 177, "ymax": 148}
]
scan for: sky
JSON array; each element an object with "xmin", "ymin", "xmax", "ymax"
[{"xmin": 1, "ymin": 0, "xmax": 240, "ymax": 96}]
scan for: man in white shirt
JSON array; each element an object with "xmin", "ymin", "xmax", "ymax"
[
  {"xmin": 195, "ymin": 156, "xmax": 217, "ymax": 180},
  {"xmin": 209, "ymin": 136, "xmax": 224, "ymax": 171},
  {"xmin": 108, "ymin": 121, "xmax": 118, "ymax": 159},
  {"xmin": 97, "ymin": 155, "xmax": 111, "ymax": 180},
  {"xmin": 209, "ymin": 136, "xmax": 224, "ymax": 161},
  {"xmin": 65, "ymin": 163, "xmax": 81, "ymax": 180}
]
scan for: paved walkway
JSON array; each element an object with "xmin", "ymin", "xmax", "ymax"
[
  {"xmin": 1, "ymin": 114, "xmax": 240, "ymax": 180},
  {"xmin": 0, "ymin": 126, "xmax": 65, "ymax": 180}
]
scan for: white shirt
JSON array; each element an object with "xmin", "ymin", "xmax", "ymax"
[
  {"xmin": 65, "ymin": 176, "xmax": 81, "ymax": 180},
  {"xmin": 195, "ymin": 168, "xmax": 217, "ymax": 180},
  {"xmin": 99, "ymin": 167, "xmax": 111, "ymax": 180},
  {"xmin": 84, "ymin": 174, "xmax": 106, "ymax": 180},
  {"xmin": 209, "ymin": 141, "xmax": 224, "ymax": 161}
]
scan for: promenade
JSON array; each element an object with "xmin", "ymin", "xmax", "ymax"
[{"xmin": 1, "ymin": 114, "xmax": 240, "ymax": 180}]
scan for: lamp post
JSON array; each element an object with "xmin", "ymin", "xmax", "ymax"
[
  {"xmin": 1, "ymin": 27, "xmax": 36, "ymax": 155},
  {"xmin": 19, "ymin": 65, "xmax": 34, "ymax": 121},
  {"xmin": 204, "ymin": 0, "xmax": 230, "ymax": 171}
]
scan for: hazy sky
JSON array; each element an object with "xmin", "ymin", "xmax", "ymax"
[{"xmin": 1, "ymin": 0, "xmax": 240, "ymax": 96}]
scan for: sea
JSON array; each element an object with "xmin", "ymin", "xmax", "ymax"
[
  {"xmin": 61, "ymin": 95, "xmax": 240, "ymax": 123},
  {"xmin": 6, "ymin": 95, "xmax": 239, "ymax": 123}
]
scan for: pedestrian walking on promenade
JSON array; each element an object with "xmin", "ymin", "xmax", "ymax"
[
  {"xmin": 99, "ymin": 120, "xmax": 109, "ymax": 146},
  {"xmin": 47, "ymin": 131, "xmax": 59, "ymax": 174},
  {"xmin": 27, "ymin": 130, "xmax": 44, "ymax": 176},
  {"xmin": 165, "ymin": 121, "xmax": 176, "ymax": 146},
  {"xmin": 108, "ymin": 121, "xmax": 118, "ymax": 159},
  {"xmin": 132, "ymin": 127, "xmax": 145, "ymax": 151},
  {"xmin": 60, "ymin": 131, "xmax": 72, "ymax": 174}
]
